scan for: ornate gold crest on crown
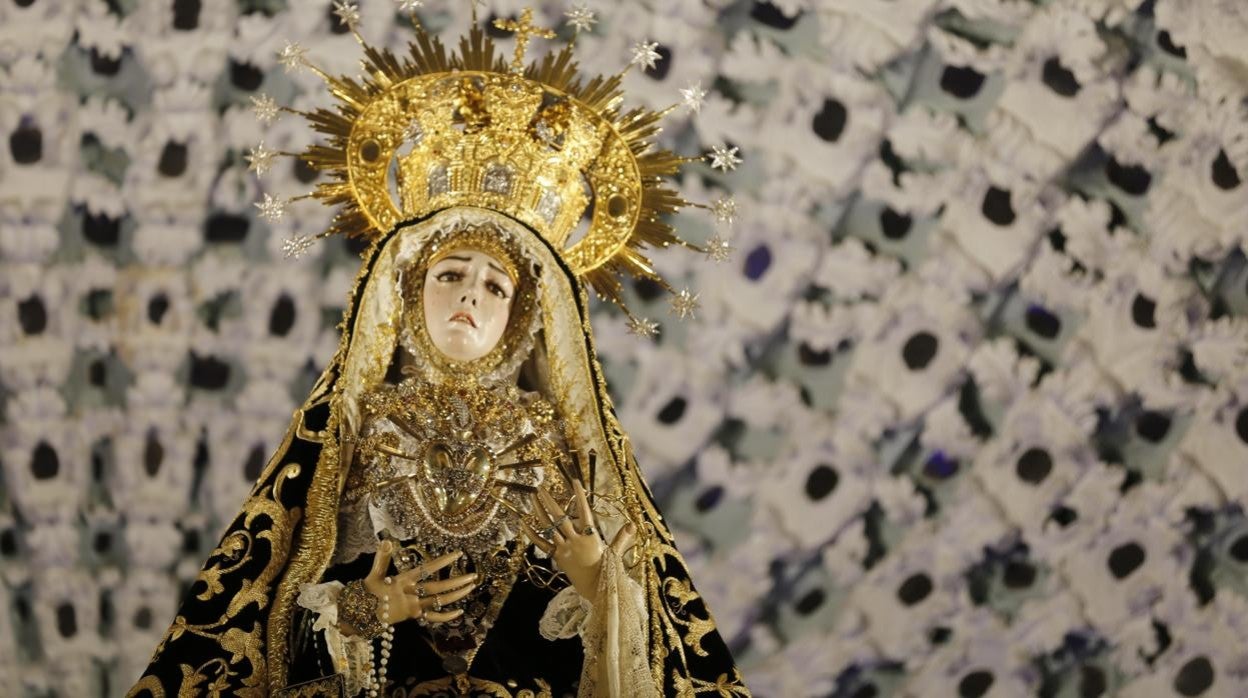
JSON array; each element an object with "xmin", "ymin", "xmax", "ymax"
[{"xmin": 252, "ymin": 3, "xmax": 742, "ymax": 335}]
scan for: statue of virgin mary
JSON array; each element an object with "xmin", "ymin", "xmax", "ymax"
[{"xmin": 127, "ymin": 9, "xmax": 748, "ymax": 698}]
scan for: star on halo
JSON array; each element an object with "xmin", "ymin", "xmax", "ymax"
[
  {"xmin": 282, "ymin": 234, "xmax": 317, "ymax": 259},
  {"xmin": 669, "ymin": 288, "xmax": 700, "ymax": 320},
  {"xmin": 250, "ymin": 93, "xmax": 281, "ymax": 126},
  {"xmin": 254, "ymin": 193, "xmax": 286, "ymax": 223},
  {"xmin": 710, "ymin": 195, "xmax": 738, "ymax": 226},
  {"xmin": 626, "ymin": 316, "xmax": 660, "ymax": 338},
  {"xmin": 680, "ymin": 81, "xmax": 707, "ymax": 114},
  {"xmin": 630, "ymin": 41, "xmax": 662, "ymax": 71},
  {"xmin": 277, "ymin": 41, "xmax": 308, "ymax": 73},
  {"xmin": 332, "ymin": 1, "xmax": 361, "ymax": 29},
  {"xmin": 707, "ymin": 144, "xmax": 742, "ymax": 172},
  {"xmin": 704, "ymin": 233, "xmax": 735, "ymax": 263},
  {"xmin": 565, "ymin": 4, "xmax": 597, "ymax": 33},
  {"xmin": 245, "ymin": 142, "xmax": 278, "ymax": 175}
]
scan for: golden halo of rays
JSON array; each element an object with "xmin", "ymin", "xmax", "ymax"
[{"xmin": 287, "ymin": 18, "xmax": 695, "ymax": 309}]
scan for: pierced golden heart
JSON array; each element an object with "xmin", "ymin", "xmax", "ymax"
[{"xmin": 424, "ymin": 442, "xmax": 493, "ymax": 516}]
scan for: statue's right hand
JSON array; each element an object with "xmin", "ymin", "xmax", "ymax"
[{"xmin": 363, "ymin": 541, "xmax": 478, "ymax": 625}]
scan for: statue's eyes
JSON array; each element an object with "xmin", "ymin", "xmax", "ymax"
[
  {"xmin": 486, "ymin": 281, "xmax": 509, "ymax": 299},
  {"xmin": 435, "ymin": 270, "xmax": 463, "ymax": 282}
]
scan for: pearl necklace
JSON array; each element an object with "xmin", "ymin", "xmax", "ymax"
[{"xmin": 368, "ymin": 576, "xmax": 396, "ymax": 697}]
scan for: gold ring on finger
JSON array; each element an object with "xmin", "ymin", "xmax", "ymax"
[{"xmin": 432, "ymin": 596, "xmax": 442, "ymax": 612}]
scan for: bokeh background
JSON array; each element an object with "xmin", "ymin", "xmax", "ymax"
[{"xmin": 3, "ymin": 0, "xmax": 1248, "ymax": 696}]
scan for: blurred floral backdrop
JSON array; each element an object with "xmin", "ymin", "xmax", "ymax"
[{"xmin": 3, "ymin": 0, "xmax": 1248, "ymax": 696}]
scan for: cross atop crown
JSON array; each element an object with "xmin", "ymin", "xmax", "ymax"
[{"xmin": 492, "ymin": 8, "xmax": 557, "ymax": 73}]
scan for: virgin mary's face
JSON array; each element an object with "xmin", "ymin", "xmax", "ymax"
[{"xmin": 422, "ymin": 247, "xmax": 515, "ymax": 362}]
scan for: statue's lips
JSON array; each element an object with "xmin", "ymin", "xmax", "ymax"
[{"xmin": 448, "ymin": 311, "xmax": 476, "ymax": 328}]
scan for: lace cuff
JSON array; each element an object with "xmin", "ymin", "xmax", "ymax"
[
  {"xmin": 296, "ymin": 582, "xmax": 374, "ymax": 697},
  {"xmin": 539, "ymin": 584, "xmax": 594, "ymax": 640},
  {"xmin": 297, "ymin": 581, "xmax": 344, "ymax": 630},
  {"xmin": 537, "ymin": 547, "xmax": 659, "ymax": 697}
]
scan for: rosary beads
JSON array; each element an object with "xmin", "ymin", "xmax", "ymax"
[{"xmin": 368, "ymin": 577, "xmax": 395, "ymax": 697}]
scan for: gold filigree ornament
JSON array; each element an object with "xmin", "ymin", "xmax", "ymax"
[
  {"xmin": 351, "ymin": 378, "xmax": 567, "ymax": 549},
  {"xmin": 346, "ymin": 375, "xmax": 571, "ymax": 674},
  {"xmin": 254, "ymin": 6, "xmax": 743, "ymax": 333}
]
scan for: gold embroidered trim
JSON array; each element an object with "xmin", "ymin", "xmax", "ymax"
[
  {"xmin": 273, "ymin": 673, "xmax": 346, "ymax": 697},
  {"xmin": 268, "ymin": 410, "xmax": 342, "ymax": 689},
  {"xmin": 401, "ymin": 675, "xmax": 554, "ymax": 698},
  {"xmin": 131, "ymin": 463, "xmax": 304, "ymax": 697}
]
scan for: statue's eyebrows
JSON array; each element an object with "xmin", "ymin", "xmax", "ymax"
[{"xmin": 438, "ymin": 254, "xmax": 509, "ymax": 279}]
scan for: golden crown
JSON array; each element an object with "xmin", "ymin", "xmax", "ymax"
[{"xmin": 248, "ymin": 4, "xmax": 741, "ymax": 336}]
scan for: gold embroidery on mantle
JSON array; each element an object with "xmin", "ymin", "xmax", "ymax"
[
  {"xmin": 129, "ymin": 675, "xmax": 164, "ymax": 697},
  {"xmin": 131, "ymin": 460, "xmax": 303, "ymax": 698},
  {"xmin": 401, "ymin": 675, "xmax": 554, "ymax": 698},
  {"xmin": 274, "ymin": 673, "xmax": 346, "ymax": 697},
  {"xmin": 268, "ymin": 408, "xmax": 343, "ymax": 690}
]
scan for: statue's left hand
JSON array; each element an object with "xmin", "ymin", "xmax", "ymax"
[{"xmin": 523, "ymin": 480, "xmax": 635, "ymax": 601}]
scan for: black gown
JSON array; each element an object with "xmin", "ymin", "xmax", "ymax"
[{"xmin": 287, "ymin": 549, "xmax": 586, "ymax": 697}]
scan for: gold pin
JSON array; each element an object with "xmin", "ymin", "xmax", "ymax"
[
  {"xmin": 487, "ymin": 491, "xmax": 527, "ymax": 517},
  {"xmin": 498, "ymin": 458, "xmax": 543, "ymax": 470},
  {"xmin": 491, "ymin": 479, "xmax": 538, "ymax": 494},
  {"xmin": 377, "ymin": 443, "xmax": 421, "ymax": 461},
  {"xmin": 493, "ymin": 432, "xmax": 536, "ymax": 459}
]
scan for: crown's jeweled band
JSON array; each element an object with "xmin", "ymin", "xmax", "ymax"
[{"xmin": 339, "ymin": 70, "xmax": 642, "ymax": 277}]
